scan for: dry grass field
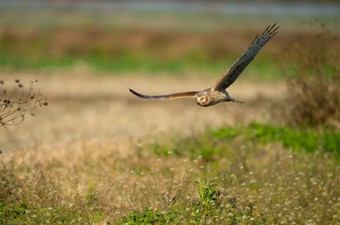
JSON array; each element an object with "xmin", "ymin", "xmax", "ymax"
[
  {"xmin": 1, "ymin": 71, "xmax": 339, "ymax": 224},
  {"xmin": 0, "ymin": 72, "xmax": 286, "ymax": 149}
]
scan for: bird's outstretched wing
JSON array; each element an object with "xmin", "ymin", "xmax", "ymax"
[
  {"xmin": 129, "ymin": 89, "xmax": 198, "ymax": 100},
  {"xmin": 214, "ymin": 23, "xmax": 279, "ymax": 90}
]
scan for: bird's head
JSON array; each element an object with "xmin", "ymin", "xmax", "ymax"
[{"xmin": 196, "ymin": 95, "xmax": 210, "ymax": 107}]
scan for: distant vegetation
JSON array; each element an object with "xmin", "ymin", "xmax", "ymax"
[
  {"xmin": 279, "ymin": 22, "xmax": 340, "ymax": 127},
  {"xmin": 0, "ymin": 26, "xmax": 282, "ymax": 76},
  {"xmin": 0, "ymin": 9, "xmax": 337, "ymax": 78}
]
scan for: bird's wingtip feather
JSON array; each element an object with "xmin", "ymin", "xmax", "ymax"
[{"xmin": 129, "ymin": 89, "xmax": 139, "ymax": 96}]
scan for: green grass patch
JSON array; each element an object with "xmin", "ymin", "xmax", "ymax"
[
  {"xmin": 0, "ymin": 203, "xmax": 105, "ymax": 225},
  {"xmin": 213, "ymin": 123, "xmax": 340, "ymax": 154},
  {"xmin": 150, "ymin": 122, "xmax": 340, "ymax": 161}
]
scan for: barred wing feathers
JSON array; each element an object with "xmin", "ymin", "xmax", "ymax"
[
  {"xmin": 129, "ymin": 89, "xmax": 198, "ymax": 100},
  {"xmin": 214, "ymin": 23, "xmax": 279, "ymax": 90}
]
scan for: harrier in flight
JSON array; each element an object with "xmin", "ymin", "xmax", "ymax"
[{"xmin": 129, "ymin": 24, "xmax": 279, "ymax": 107}]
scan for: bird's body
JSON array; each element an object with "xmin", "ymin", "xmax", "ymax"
[
  {"xmin": 129, "ymin": 24, "xmax": 279, "ymax": 107},
  {"xmin": 195, "ymin": 88, "xmax": 237, "ymax": 107}
]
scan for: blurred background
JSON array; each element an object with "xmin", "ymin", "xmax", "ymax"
[{"xmin": 0, "ymin": 0, "xmax": 338, "ymax": 75}]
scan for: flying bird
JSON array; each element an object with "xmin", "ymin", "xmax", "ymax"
[{"xmin": 129, "ymin": 23, "xmax": 279, "ymax": 107}]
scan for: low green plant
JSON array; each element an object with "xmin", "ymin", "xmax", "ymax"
[
  {"xmin": 197, "ymin": 179, "xmax": 220, "ymax": 206},
  {"xmin": 120, "ymin": 207, "xmax": 176, "ymax": 224}
]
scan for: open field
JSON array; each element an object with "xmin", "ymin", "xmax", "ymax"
[
  {"xmin": 1, "ymin": 6, "xmax": 340, "ymax": 225},
  {"xmin": 1, "ymin": 72, "xmax": 339, "ymax": 224}
]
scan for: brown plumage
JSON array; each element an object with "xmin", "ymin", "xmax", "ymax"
[{"xmin": 129, "ymin": 23, "xmax": 279, "ymax": 107}]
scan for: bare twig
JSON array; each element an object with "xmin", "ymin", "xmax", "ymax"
[{"xmin": 0, "ymin": 79, "xmax": 48, "ymax": 129}]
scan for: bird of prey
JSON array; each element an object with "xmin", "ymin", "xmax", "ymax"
[{"xmin": 129, "ymin": 23, "xmax": 279, "ymax": 107}]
